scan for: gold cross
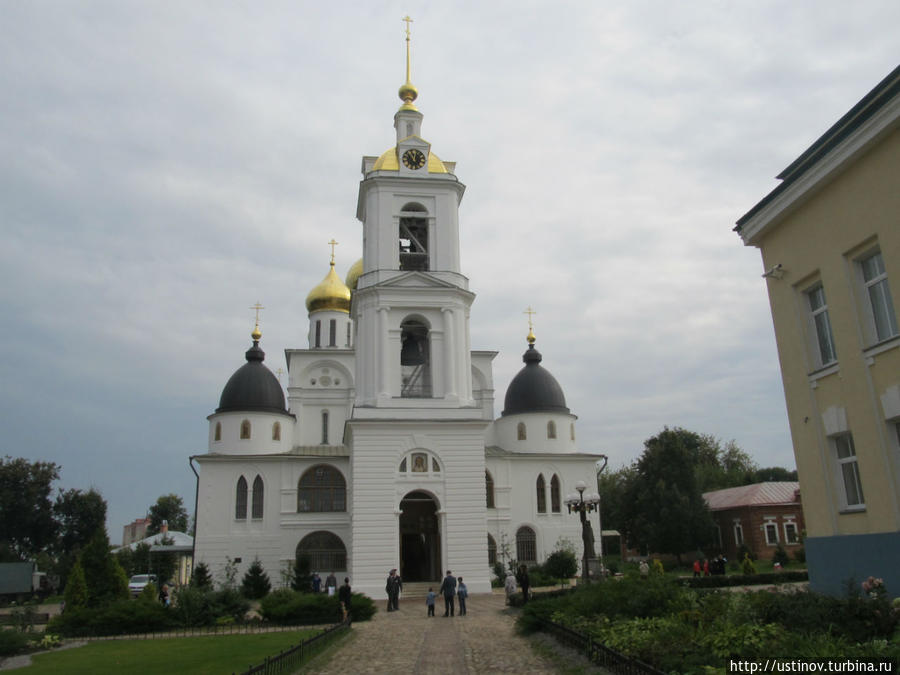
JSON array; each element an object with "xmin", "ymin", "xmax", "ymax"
[
  {"xmin": 275, "ymin": 367, "xmax": 285, "ymax": 383},
  {"xmin": 328, "ymin": 238, "xmax": 339, "ymax": 264},
  {"xmin": 402, "ymin": 15, "xmax": 413, "ymax": 39},
  {"xmin": 250, "ymin": 302, "xmax": 265, "ymax": 325},
  {"xmin": 523, "ymin": 306, "xmax": 536, "ymax": 332}
]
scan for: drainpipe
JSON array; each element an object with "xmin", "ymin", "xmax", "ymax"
[{"xmin": 189, "ymin": 456, "xmax": 200, "ymax": 574}]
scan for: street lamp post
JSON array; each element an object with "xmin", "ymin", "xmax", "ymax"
[{"xmin": 565, "ymin": 480, "xmax": 601, "ymax": 584}]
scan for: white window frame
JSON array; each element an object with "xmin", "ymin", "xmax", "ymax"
[
  {"xmin": 763, "ymin": 519, "xmax": 779, "ymax": 546},
  {"xmin": 783, "ymin": 521, "xmax": 799, "ymax": 545},
  {"xmin": 805, "ymin": 283, "xmax": 837, "ymax": 369},
  {"xmin": 834, "ymin": 433, "xmax": 865, "ymax": 511},
  {"xmin": 733, "ymin": 520, "xmax": 744, "ymax": 547},
  {"xmin": 857, "ymin": 249, "xmax": 899, "ymax": 345}
]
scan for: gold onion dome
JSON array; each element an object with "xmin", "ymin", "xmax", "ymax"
[
  {"xmin": 372, "ymin": 147, "xmax": 448, "ymax": 173},
  {"xmin": 345, "ymin": 258, "xmax": 363, "ymax": 291},
  {"xmin": 305, "ymin": 261, "xmax": 351, "ymax": 314}
]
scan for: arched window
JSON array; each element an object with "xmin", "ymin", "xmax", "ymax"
[
  {"xmin": 570, "ymin": 423, "xmax": 575, "ymax": 441},
  {"xmin": 550, "ymin": 474, "xmax": 561, "ymax": 513},
  {"xmin": 547, "ymin": 421, "xmax": 557, "ymax": 439},
  {"xmin": 516, "ymin": 526, "xmax": 537, "ymax": 564},
  {"xmin": 235, "ymin": 476, "xmax": 248, "ymax": 520},
  {"xmin": 321, "ymin": 411, "xmax": 329, "ymax": 445},
  {"xmin": 240, "ymin": 420, "xmax": 251, "ymax": 439},
  {"xmin": 485, "ymin": 471, "xmax": 495, "ymax": 509},
  {"xmin": 329, "ymin": 319, "xmax": 337, "ymax": 347},
  {"xmin": 298, "ymin": 464, "xmax": 346, "ymax": 512},
  {"xmin": 487, "ymin": 534, "xmax": 497, "ymax": 566},
  {"xmin": 400, "ymin": 318, "xmax": 431, "ymax": 398},
  {"xmin": 214, "ymin": 422, "xmax": 222, "ymax": 441},
  {"xmin": 517, "ymin": 422, "xmax": 527, "ymax": 441},
  {"xmin": 536, "ymin": 474, "xmax": 546, "ymax": 514},
  {"xmin": 272, "ymin": 422, "xmax": 281, "ymax": 441},
  {"xmin": 251, "ymin": 475, "xmax": 264, "ymax": 519},
  {"xmin": 399, "ymin": 203, "xmax": 428, "ymax": 271},
  {"xmin": 296, "ymin": 531, "xmax": 347, "ymax": 572}
]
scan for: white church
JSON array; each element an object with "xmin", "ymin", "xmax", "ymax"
[{"xmin": 192, "ymin": 31, "xmax": 604, "ymax": 598}]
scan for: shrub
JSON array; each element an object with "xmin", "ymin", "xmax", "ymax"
[
  {"xmin": 741, "ymin": 553, "xmax": 757, "ymax": 576},
  {"xmin": 171, "ymin": 586, "xmax": 216, "ymax": 627},
  {"xmin": 0, "ymin": 630, "xmax": 31, "ymax": 656},
  {"xmin": 63, "ymin": 559, "xmax": 87, "ymax": 610},
  {"xmin": 772, "ymin": 544, "xmax": 790, "ymax": 567},
  {"xmin": 209, "ymin": 587, "xmax": 250, "ymax": 623},
  {"xmin": 138, "ymin": 583, "xmax": 158, "ymax": 604},
  {"xmin": 544, "ymin": 549, "xmax": 578, "ymax": 582},
  {"xmin": 47, "ymin": 598, "xmax": 174, "ymax": 637},
  {"xmin": 347, "ymin": 592, "xmax": 376, "ymax": 622},
  {"xmin": 241, "ymin": 558, "xmax": 271, "ymax": 599},
  {"xmin": 794, "ymin": 546, "xmax": 806, "ymax": 563},
  {"xmin": 259, "ymin": 589, "xmax": 341, "ymax": 624}
]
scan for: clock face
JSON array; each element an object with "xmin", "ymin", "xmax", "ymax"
[{"xmin": 402, "ymin": 148, "xmax": 427, "ymax": 170}]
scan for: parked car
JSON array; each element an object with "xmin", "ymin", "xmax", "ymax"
[{"xmin": 128, "ymin": 574, "xmax": 157, "ymax": 597}]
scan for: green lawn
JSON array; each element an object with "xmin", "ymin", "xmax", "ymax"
[{"xmin": 22, "ymin": 630, "xmax": 318, "ymax": 675}]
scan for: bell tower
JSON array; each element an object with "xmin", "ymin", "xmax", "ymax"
[{"xmin": 352, "ymin": 19, "xmax": 476, "ymax": 413}]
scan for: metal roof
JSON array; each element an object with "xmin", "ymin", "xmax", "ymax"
[{"xmin": 703, "ymin": 481, "xmax": 800, "ymax": 511}]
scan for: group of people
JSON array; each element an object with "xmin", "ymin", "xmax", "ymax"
[
  {"xmin": 425, "ymin": 570, "xmax": 468, "ymax": 617},
  {"xmin": 310, "ymin": 571, "xmax": 340, "ymax": 595},
  {"xmin": 693, "ymin": 555, "xmax": 728, "ymax": 576}
]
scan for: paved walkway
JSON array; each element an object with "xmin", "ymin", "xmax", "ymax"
[{"xmin": 303, "ymin": 589, "xmax": 605, "ymax": 674}]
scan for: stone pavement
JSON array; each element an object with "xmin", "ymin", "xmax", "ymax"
[{"xmin": 303, "ymin": 589, "xmax": 605, "ymax": 674}]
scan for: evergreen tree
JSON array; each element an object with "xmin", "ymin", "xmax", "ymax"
[
  {"xmin": 190, "ymin": 561, "xmax": 213, "ymax": 590},
  {"xmin": 291, "ymin": 553, "xmax": 312, "ymax": 592},
  {"xmin": 79, "ymin": 530, "xmax": 129, "ymax": 607},
  {"xmin": 63, "ymin": 559, "xmax": 87, "ymax": 610},
  {"xmin": 241, "ymin": 558, "xmax": 271, "ymax": 599}
]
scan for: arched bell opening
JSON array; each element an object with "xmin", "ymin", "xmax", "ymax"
[
  {"xmin": 399, "ymin": 490, "xmax": 440, "ymax": 583},
  {"xmin": 400, "ymin": 318, "xmax": 431, "ymax": 398}
]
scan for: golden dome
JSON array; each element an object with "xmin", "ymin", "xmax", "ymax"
[
  {"xmin": 371, "ymin": 146, "xmax": 448, "ymax": 173},
  {"xmin": 305, "ymin": 262, "xmax": 351, "ymax": 314},
  {"xmin": 345, "ymin": 258, "xmax": 363, "ymax": 291}
]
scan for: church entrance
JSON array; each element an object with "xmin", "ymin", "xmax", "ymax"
[{"xmin": 399, "ymin": 491, "xmax": 440, "ymax": 582}]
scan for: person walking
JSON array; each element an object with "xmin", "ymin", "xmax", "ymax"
[
  {"xmin": 338, "ymin": 577, "xmax": 352, "ymax": 621},
  {"xmin": 439, "ymin": 570, "xmax": 457, "ymax": 617},
  {"xmin": 504, "ymin": 572, "xmax": 516, "ymax": 605},
  {"xmin": 516, "ymin": 565, "xmax": 530, "ymax": 604},
  {"xmin": 457, "ymin": 576, "xmax": 468, "ymax": 615},
  {"xmin": 426, "ymin": 587, "xmax": 436, "ymax": 617},
  {"xmin": 385, "ymin": 568, "xmax": 402, "ymax": 611},
  {"xmin": 325, "ymin": 571, "xmax": 337, "ymax": 596},
  {"xmin": 312, "ymin": 572, "xmax": 322, "ymax": 593}
]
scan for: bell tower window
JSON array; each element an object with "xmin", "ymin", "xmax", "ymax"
[
  {"xmin": 399, "ymin": 203, "xmax": 428, "ymax": 271},
  {"xmin": 400, "ymin": 317, "xmax": 432, "ymax": 398}
]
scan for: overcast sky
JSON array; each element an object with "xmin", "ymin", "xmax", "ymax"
[{"xmin": 1, "ymin": 1, "xmax": 898, "ymax": 542}]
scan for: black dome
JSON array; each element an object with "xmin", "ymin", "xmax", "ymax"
[
  {"xmin": 501, "ymin": 344, "xmax": 569, "ymax": 416},
  {"xmin": 216, "ymin": 341, "xmax": 287, "ymax": 414}
]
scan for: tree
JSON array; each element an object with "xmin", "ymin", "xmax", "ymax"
[
  {"xmin": 63, "ymin": 559, "xmax": 88, "ymax": 610},
  {"xmin": 0, "ymin": 457, "xmax": 59, "ymax": 559},
  {"xmin": 53, "ymin": 488, "xmax": 107, "ymax": 588},
  {"xmin": 147, "ymin": 494, "xmax": 189, "ymax": 535},
  {"xmin": 597, "ymin": 464, "xmax": 637, "ymax": 532},
  {"xmin": 621, "ymin": 427, "xmax": 716, "ymax": 564},
  {"xmin": 291, "ymin": 553, "xmax": 312, "ymax": 592},
  {"xmin": 241, "ymin": 558, "xmax": 271, "ymax": 599},
  {"xmin": 692, "ymin": 436, "xmax": 757, "ymax": 492},
  {"xmin": 79, "ymin": 530, "xmax": 129, "ymax": 607},
  {"xmin": 544, "ymin": 549, "xmax": 578, "ymax": 582},
  {"xmin": 190, "ymin": 562, "xmax": 212, "ymax": 590},
  {"xmin": 753, "ymin": 466, "xmax": 798, "ymax": 482}
]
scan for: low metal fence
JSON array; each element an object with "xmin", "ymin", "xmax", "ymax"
[
  {"xmin": 234, "ymin": 617, "xmax": 351, "ymax": 675},
  {"xmin": 537, "ymin": 618, "xmax": 665, "ymax": 675}
]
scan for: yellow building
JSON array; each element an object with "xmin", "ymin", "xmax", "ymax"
[{"xmin": 736, "ymin": 65, "xmax": 900, "ymax": 595}]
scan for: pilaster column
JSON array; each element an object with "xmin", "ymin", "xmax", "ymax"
[{"xmin": 442, "ymin": 308, "xmax": 457, "ymax": 398}]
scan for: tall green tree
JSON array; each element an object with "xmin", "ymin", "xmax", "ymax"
[
  {"xmin": 597, "ymin": 464, "xmax": 637, "ymax": 532},
  {"xmin": 241, "ymin": 558, "xmax": 271, "ymax": 599},
  {"xmin": 0, "ymin": 457, "xmax": 59, "ymax": 559},
  {"xmin": 79, "ymin": 530, "xmax": 129, "ymax": 607},
  {"xmin": 621, "ymin": 427, "xmax": 716, "ymax": 564},
  {"xmin": 147, "ymin": 494, "xmax": 189, "ymax": 535},
  {"xmin": 53, "ymin": 488, "xmax": 107, "ymax": 588},
  {"xmin": 753, "ymin": 466, "xmax": 798, "ymax": 482}
]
